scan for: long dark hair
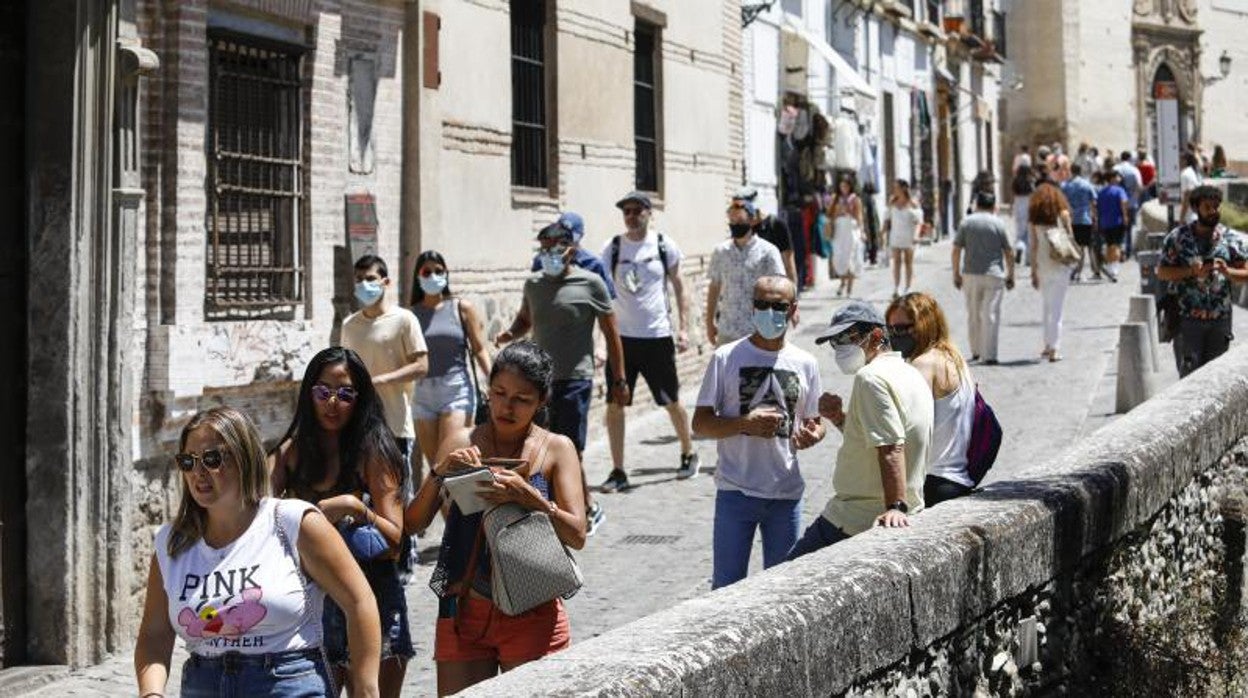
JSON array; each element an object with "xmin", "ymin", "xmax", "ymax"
[
  {"xmin": 409, "ymin": 250, "xmax": 454, "ymax": 305},
  {"xmin": 489, "ymin": 341, "xmax": 553, "ymax": 427},
  {"xmin": 276, "ymin": 347, "xmax": 404, "ymax": 496}
]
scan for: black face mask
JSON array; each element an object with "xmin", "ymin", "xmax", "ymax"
[
  {"xmin": 729, "ymin": 223, "xmax": 751, "ymax": 239},
  {"xmin": 1198, "ymin": 212, "xmax": 1221, "ymax": 230},
  {"xmin": 890, "ymin": 333, "xmax": 917, "ymax": 359}
]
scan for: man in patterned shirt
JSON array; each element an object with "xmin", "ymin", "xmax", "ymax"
[
  {"xmin": 706, "ymin": 200, "xmax": 786, "ymax": 345},
  {"xmin": 1156, "ymin": 185, "xmax": 1248, "ymax": 377}
]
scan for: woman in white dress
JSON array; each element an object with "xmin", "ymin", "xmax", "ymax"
[
  {"xmin": 883, "ymin": 180, "xmax": 923, "ymax": 298},
  {"xmin": 827, "ymin": 177, "xmax": 864, "ymax": 297}
]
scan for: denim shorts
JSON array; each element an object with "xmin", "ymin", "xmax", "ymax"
[
  {"xmin": 412, "ymin": 370, "xmax": 476, "ymax": 420},
  {"xmin": 323, "ymin": 559, "xmax": 415, "ymax": 666},
  {"xmin": 180, "ymin": 648, "xmax": 332, "ymax": 697}
]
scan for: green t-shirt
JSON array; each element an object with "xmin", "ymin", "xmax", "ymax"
[
  {"xmin": 822, "ymin": 353, "xmax": 933, "ymax": 535},
  {"xmin": 525, "ymin": 267, "xmax": 613, "ymax": 381}
]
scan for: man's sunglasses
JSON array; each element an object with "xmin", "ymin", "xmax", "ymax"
[
  {"xmin": 752, "ymin": 299, "xmax": 792, "ymax": 312},
  {"xmin": 174, "ymin": 449, "xmax": 227, "ymax": 472},
  {"xmin": 828, "ymin": 330, "xmax": 867, "ymax": 347},
  {"xmin": 312, "ymin": 384, "xmax": 358, "ymax": 404}
]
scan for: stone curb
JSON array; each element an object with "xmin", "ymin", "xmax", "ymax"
[{"xmin": 461, "ymin": 343, "xmax": 1248, "ymax": 696}]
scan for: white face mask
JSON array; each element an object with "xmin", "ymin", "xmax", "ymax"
[
  {"xmin": 751, "ymin": 308, "xmax": 788, "ymax": 340},
  {"xmin": 419, "ymin": 273, "xmax": 447, "ymax": 295},
  {"xmin": 834, "ymin": 342, "xmax": 867, "ymax": 374}
]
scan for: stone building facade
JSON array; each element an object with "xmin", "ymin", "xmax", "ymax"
[
  {"xmin": 3, "ymin": 0, "xmax": 743, "ymax": 674},
  {"xmin": 1003, "ymin": 0, "xmax": 1248, "ymax": 174}
]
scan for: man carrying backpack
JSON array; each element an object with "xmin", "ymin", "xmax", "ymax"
[{"xmin": 598, "ymin": 191, "xmax": 700, "ymax": 493}]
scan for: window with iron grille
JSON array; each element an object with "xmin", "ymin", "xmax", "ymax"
[
  {"xmin": 925, "ymin": 0, "xmax": 940, "ymax": 25},
  {"xmin": 634, "ymin": 20, "xmax": 661, "ymax": 194},
  {"xmin": 511, "ymin": 0, "xmax": 550, "ymax": 189},
  {"xmin": 993, "ymin": 10, "xmax": 1006, "ymax": 56},
  {"xmin": 968, "ymin": 0, "xmax": 986, "ymax": 38},
  {"xmin": 207, "ymin": 32, "xmax": 306, "ymax": 319}
]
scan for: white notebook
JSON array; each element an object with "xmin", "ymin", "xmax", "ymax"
[{"xmin": 442, "ymin": 467, "xmax": 496, "ymax": 515}]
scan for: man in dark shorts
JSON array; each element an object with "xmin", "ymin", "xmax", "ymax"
[
  {"xmin": 1095, "ymin": 169, "xmax": 1130, "ymax": 282},
  {"xmin": 496, "ymin": 216, "xmax": 630, "ymax": 535},
  {"xmin": 598, "ymin": 191, "xmax": 699, "ymax": 492},
  {"xmin": 733, "ymin": 186, "xmax": 798, "ymax": 286},
  {"xmin": 1061, "ymin": 163, "xmax": 1102, "ymax": 281}
]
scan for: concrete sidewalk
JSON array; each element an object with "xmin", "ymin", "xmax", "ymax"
[{"xmin": 24, "ymin": 236, "xmax": 1248, "ymax": 697}]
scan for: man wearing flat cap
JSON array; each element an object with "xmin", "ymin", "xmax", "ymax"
[
  {"xmin": 787, "ymin": 301, "xmax": 933, "ymax": 559},
  {"xmin": 497, "ymin": 212, "xmax": 628, "ymax": 535}
]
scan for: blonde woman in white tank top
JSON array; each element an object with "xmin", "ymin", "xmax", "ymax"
[
  {"xmin": 885, "ymin": 293, "xmax": 977, "ymax": 506},
  {"xmin": 135, "ymin": 407, "xmax": 382, "ymax": 698}
]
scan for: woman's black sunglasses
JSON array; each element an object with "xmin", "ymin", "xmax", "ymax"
[{"xmin": 174, "ymin": 449, "xmax": 226, "ymax": 472}]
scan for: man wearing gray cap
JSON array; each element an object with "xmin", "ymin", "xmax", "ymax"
[
  {"xmin": 787, "ymin": 301, "xmax": 933, "ymax": 559},
  {"xmin": 733, "ymin": 186, "xmax": 797, "ymax": 285}
]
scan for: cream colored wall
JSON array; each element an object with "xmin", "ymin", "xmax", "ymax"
[
  {"xmin": 1002, "ymin": 0, "xmax": 1068, "ymax": 151},
  {"xmin": 1198, "ymin": 0, "xmax": 1248, "ymax": 165},
  {"xmin": 1065, "ymin": 0, "xmax": 1136, "ymax": 149}
]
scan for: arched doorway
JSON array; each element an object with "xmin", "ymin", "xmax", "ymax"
[{"xmin": 1147, "ymin": 64, "xmax": 1182, "ymax": 162}]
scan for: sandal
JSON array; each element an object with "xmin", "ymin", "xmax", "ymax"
[{"xmin": 1049, "ymin": 352, "xmax": 1063, "ymax": 362}]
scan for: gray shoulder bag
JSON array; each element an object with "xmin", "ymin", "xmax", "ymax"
[{"xmin": 481, "ymin": 434, "xmax": 583, "ymax": 616}]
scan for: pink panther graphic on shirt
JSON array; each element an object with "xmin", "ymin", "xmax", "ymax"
[{"xmin": 178, "ymin": 587, "xmax": 268, "ymax": 638}]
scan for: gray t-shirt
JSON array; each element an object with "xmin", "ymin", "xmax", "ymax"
[
  {"xmin": 953, "ymin": 212, "xmax": 1012, "ymax": 278},
  {"xmin": 524, "ymin": 267, "xmax": 613, "ymax": 381}
]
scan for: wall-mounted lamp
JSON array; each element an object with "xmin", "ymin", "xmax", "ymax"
[
  {"xmin": 1204, "ymin": 50, "xmax": 1232, "ymax": 85},
  {"xmin": 742, "ymin": 1, "xmax": 777, "ymax": 28}
]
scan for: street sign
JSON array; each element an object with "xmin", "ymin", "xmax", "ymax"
[
  {"xmin": 1154, "ymin": 81, "xmax": 1181, "ymax": 203},
  {"xmin": 345, "ymin": 191, "xmax": 379, "ymax": 261}
]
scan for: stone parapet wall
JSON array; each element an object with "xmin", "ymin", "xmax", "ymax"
[{"xmin": 463, "ymin": 344, "xmax": 1248, "ymax": 696}]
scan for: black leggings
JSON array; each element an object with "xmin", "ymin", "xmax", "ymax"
[{"xmin": 924, "ymin": 475, "xmax": 974, "ymax": 507}]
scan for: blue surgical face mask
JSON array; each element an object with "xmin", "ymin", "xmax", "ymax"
[
  {"xmin": 540, "ymin": 250, "xmax": 567, "ymax": 277},
  {"xmin": 419, "ymin": 273, "xmax": 447, "ymax": 296},
  {"xmin": 354, "ymin": 279, "xmax": 384, "ymax": 306},
  {"xmin": 752, "ymin": 308, "xmax": 787, "ymax": 340}
]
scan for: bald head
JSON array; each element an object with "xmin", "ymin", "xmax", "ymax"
[{"xmin": 754, "ymin": 275, "xmax": 796, "ymax": 302}]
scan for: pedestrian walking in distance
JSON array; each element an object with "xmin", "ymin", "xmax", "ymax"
[
  {"xmin": 409, "ymin": 250, "xmax": 493, "ymax": 501},
  {"xmin": 952, "ymin": 191, "xmax": 1015, "ymax": 365},
  {"xmin": 598, "ymin": 191, "xmax": 699, "ymax": 493},
  {"xmin": 883, "ymin": 180, "xmax": 923, "ymax": 298},
  {"xmin": 1062, "ymin": 163, "xmax": 1102, "ymax": 282},
  {"xmin": 886, "ymin": 293, "xmax": 977, "ymax": 505},
  {"xmin": 495, "ymin": 214, "xmax": 629, "ymax": 537},
  {"xmin": 135, "ymin": 407, "xmax": 382, "ymax": 698},
  {"xmin": 827, "ymin": 176, "xmax": 865, "ymax": 297},
  {"xmin": 706, "ymin": 199, "xmax": 786, "ymax": 345},
  {"xmin": 692, "ymin": 276, "xmax": 824, "ymax": 589},
  {"xmin": 787, "ymin": 301, "xmax": 933, "ymax": 559},
  {"xmin": 1028, "ymin": 183, "xmax": 1077, "ymax": 362},
  {"xmin": 1155, "ymin": 185, "xmax": 1248, "ymax": 377},
  {"xmin": 405, "ymin": 342, "xmax": 586, "ymax": 696}
]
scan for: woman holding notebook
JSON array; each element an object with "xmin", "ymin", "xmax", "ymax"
[{"xmin": 405, "ymin": 340, "xmax": 587, "ymax": 696}]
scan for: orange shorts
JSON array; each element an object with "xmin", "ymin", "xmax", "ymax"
[{"xmin": 434, "ymin": 596, "xmax": 570, "ymax": 664}]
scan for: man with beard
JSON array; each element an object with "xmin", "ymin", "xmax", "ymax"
[{"xmin": 1156, "ymin": 185, "xmax": 1248, "ymax": 377}]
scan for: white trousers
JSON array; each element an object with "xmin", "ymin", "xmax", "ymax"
[
  {"xmin": 963, "ymin": 274, "xmax": 1005, "ymax": 361},
  {"xmin": 1039, "ymin": 268, "xmax": 1071, "ymax": 351}
]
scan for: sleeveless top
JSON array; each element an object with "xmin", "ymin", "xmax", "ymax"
[
  {"xmin": 831, "ymin": 193, "xmax": 860, "ymax": 219},
  {"xmin": 430, "ymin": 472, "xmax": 553, "ymax": 600},
  {"xmin": 928, "ymin": 368, "xmax": 975, "ymax": 488},
  {"xmin": 413, "ymin": 300, "xmax": 468, "ymax": 379},
  {"xmin": 154, "ymin": 498, "xmax": 325, "ymax": 656}
]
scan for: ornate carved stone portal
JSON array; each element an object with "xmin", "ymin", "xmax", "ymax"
[{"xmin": 1131, "ymin": 0, "xmax": 1202, "ymax": 149}]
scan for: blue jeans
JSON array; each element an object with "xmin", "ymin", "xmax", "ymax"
[
  {"xmin": 180, "ymin": 649, "xmax": 332, "ymax": 697},
  {"xmin": 712, "ymin": 489, "xmax": 801, "ymax": 589},
  {"xmin": 323, "ymin": 559, "xmax": 414, "ymax": 666},
  {"xmin": 786, "ymin": 515, "xmax": 852, "ymax": 561}
]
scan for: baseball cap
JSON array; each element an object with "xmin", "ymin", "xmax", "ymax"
[
  {"xmin": 537, "ymin": 212, "xmax": 585, "ymax": 243},
  {"xmin": 732, "ymin": 185, "xmax": 759, "ymax": 202},
  {"xmin": 814, "ymin": 301, "xmax": 886, "ymax": 344},
  {"xmin": 615, "ymin": 191, "xmax": 653, "ymax": 210}
]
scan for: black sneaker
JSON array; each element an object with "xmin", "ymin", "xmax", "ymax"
[
  {"xmin": 599, "ymin": 469, "xmax": 632, "ymax": 493},
  {"xmin": 586, "ymin": 500, "xmax": 605, "ymax": 537},
  {"xmin": 676, "ymin": 452, "xmax": 701, "ymax": 480}
]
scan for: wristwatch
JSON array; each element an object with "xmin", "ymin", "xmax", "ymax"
[{"xmin": 886, "ymin": 500, "xmax": 909, "ymax": 514}]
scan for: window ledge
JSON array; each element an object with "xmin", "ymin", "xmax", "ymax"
[{"xmin": 511, "ymin": 187, "xmax": 560, "ymax": 209}]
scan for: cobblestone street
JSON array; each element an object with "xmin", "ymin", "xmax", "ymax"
[{"xmin": 27, "ymin": 232, "xmax": 1245, "ymax": 697}]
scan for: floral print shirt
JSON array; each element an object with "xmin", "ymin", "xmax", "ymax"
[{"xmin": 1159, "ymin": 223, "xmax": 1248, "ymax": 320}]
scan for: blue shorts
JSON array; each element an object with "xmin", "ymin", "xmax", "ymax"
[
  {"xmin": 322, "ymin": 560, "xmax": 414, "ymax": 666},
  {"xmin": 180, "ymin": 648, "xmax": 332, "ymax": 697},
  {"xmin": 547, "ymin": 379, "xmax": 593, "ymax": 453},
  {"xmin": 412, "ymin": 370, "xmax": 476, "ymax": 421}
]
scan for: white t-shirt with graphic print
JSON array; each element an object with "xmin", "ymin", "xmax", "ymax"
[
  {"xmin": 154, "ymin": 497, "xmax": 325, "ymax": 656},
  {"xmin": 600, "ymin": 230, "xmax": 685, "ymax": 339},
  {"xmin": 696, "ymin": 337, "xmax": 822, "ymax": 501}
]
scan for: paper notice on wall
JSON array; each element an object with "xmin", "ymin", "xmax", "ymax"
[{"xmin": 1154, "ymin": 81, "xmax": 1181, "ymax": 203}]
